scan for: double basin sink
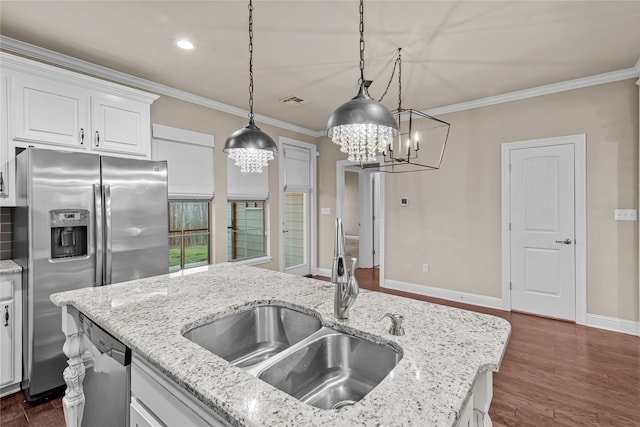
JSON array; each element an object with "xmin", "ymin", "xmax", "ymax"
[{"xmin": 183, "ymin": 305, "xmax": 402, "ymax": 410}]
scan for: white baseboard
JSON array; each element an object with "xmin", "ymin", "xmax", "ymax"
[
  {"xmin": 383, "ymin": 279, "xmax": 505, "ymax": 311},
  {"xmin": 586, "ymin": 313, "xmax": 640, "ymax": 337},
  {"xmin": 320, "ymin": 274, "xmax": 639, "ymax": 337},
  {"xmin": 0, "ymin": 382, "xmax": 20, "ymax": 398},
  {"xmin": 314, "ymin": 267, "xmax": 331, "ymax": 277}
]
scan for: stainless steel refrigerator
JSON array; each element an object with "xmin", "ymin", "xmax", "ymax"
[{"xmin": 14, "ymin": 147, "xmax": 168, "ymax": 402}]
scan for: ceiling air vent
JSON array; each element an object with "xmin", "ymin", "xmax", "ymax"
[{"xmin": 279, "ymin": 95, "xmax": 308, "ymax": 107}]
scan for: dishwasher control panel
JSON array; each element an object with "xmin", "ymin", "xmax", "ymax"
[{"xmin": 80, "ymin": 312, "xmax": 131, "ymax": 366}]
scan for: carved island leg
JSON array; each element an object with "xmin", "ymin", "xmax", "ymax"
[
  {"xmin": 473, "ymin": 371, "xmax": 493, "ymax": 427},
  {"xmin": 60, "ymin": 306, "xmax": 87, "ymax": 427}
]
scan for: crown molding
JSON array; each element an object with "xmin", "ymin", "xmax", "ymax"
[
  {"xmin": 422, "ymin": 65, "xmax": 640, "ymax": 117},
  {"xmin": 0, "ymin": 36, "xmax": 323, "ymax": 138},
  {"xmin": 1, "ymin": 36, "xmax": 637, "ymax": 134}
]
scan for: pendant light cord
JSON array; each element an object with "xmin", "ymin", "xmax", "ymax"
[
  {"xmin": 397, "ymin": 48, "xmax": 402, "ymax": 111},
  {"xmin": 358, "ymin": 0, "xmax": 365, "ymax": 85},
  {"xmin": 378, "ymin": 48, "xmax": 402, "ymax": 106},
  {"xmin": 248, "ymin": 0, "xmax": 254, "ymax": 121}
]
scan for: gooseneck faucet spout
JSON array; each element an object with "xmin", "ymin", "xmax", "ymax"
[{"xmin": 332, "ymin": 218, "xmax": 359, "ymax": 319}]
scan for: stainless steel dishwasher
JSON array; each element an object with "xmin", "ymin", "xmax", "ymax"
[{"xmin": 80, "ymin": 313, "xmax": 132, "ymax": 427}]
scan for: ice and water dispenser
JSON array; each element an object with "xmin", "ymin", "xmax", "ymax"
[{"xmin": 49, "ymin": 209, "xmax": 89, "ymax": 259}]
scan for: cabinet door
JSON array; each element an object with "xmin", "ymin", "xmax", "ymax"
[
  {"xmin": 92, "ymin": 95, "xmax": 149, "ymax": 157},
  {"xmin": 0, "ymin": 74, "xmax": 12, "ymax": 206},
  {"xmin": 11, "ymin": 73, "xmax": 90, "ymax": 149},
  {"xmin": 130, "ymin": 398, "xmax": 163, "ymax": 427},
  {"xmin": 0, "ymin": 300, "xmax": 14, "ymax": 387}
]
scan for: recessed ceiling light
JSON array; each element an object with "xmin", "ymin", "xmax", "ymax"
[{"xmin": 176, "ymin": 40, "xmax": 194, "ymax": 50}]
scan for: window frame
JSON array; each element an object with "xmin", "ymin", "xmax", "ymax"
[
  {"xmin": 168, "ymin": 199, "xmax": 212, "ymax": 272},
  {"xmin": 227, "ymin": 200, "xmax": 267, "ymax": 262}
]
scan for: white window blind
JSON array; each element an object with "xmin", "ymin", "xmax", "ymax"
[
  {"xmin": 283, "ymin": 145, "xmax": 311, "ymax": 192},
  {"xmin": 227, "ymin": 158, "xmax": 269, "ymax": 200},
  {"xmin": 152, "ymin": 124, "xmax": 214, "ymax": 199}
]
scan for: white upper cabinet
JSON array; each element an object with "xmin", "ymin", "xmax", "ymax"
[
  {"xmin": 0, "ymin": 52, "xmax": 158, "ymax": 207},
  {"xmin": 92, "ymin": 93, "xmax": 148, "ymax": 157},
  {"xmin": 12, "ymin": 73, "xmax": 90, "ymax": 149}
]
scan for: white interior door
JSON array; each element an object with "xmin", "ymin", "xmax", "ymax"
[
  {"xmin": 280, "ymin": 140, "xmax": 315, "ymax": 276},
  {"xmin": 510, "ymin": 143, "xmax": 576, "ymax": 320}
]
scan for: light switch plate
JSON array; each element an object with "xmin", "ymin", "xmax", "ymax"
[
  {"xmin": 614, "ymin": 209, "xmax": 637, "ymax": 221},
  {"xmin": 321, "ymin": 208, "xmax": 331, "ymax": 215},
  {"xmin": 401, "ymin": 198, "xmax": 409, "ymax": 207}
]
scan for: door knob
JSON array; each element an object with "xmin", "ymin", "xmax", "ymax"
[{"xmin": 555, "ymin": 238, "xmax": 573, "ymax": 245}]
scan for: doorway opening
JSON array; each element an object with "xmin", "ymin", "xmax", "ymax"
[{"xmin": 336, "ymin": 159, "xmax": 384, "ymax": 287}]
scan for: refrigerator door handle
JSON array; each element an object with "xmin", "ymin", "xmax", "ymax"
[
  {"xmin": 104, "ymin": 184, "xmax": 113, "ymax": 285},
  {"xmin": 94, "ymin": 184, "xmax": 103, "ymax": 286}
]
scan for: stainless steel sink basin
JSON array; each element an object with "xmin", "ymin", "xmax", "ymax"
[
  {"xmin": 255, "ymin": 330, "xmax": 402, "ymax": 410},
  {"xmin": 185, "ymin": 305, "xmax": 402, "ymax": 410},
  {"xmin": 183, "ymin": 305, "xmax": 322, "ymax": 369}
]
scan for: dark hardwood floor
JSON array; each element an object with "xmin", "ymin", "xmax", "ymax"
[{"xmin": 2, "ymin": 268, "xmax": 639, "ymax": 426}]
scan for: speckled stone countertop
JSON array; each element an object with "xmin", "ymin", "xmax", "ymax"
[
  {"xmin": 0, "ymin": 260, "xmax": 22, "ymax": 274},
  {"xmin": 51, "ymin": 263, "xmax": 510, "ymax": 427}
]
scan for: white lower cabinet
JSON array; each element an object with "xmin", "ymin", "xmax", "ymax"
[
  {"xmin": 0, "ymin": 271, "xmax": 22, "ymax": 397},
  {"xmin": 131, "ymin": 354, "xmax": 231, "ymax": 427},
  {"xmin": 0, "ymin": 300, "xmax": 16, "ymax": 384},
  {"xmin": 130, "ymin": 397, "xmax": 163, "ymax": 427}
]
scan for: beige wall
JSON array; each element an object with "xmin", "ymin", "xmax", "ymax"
[
  {"xmin": 150, "ymin": 95, "xmax": 317, "ymax": 272},
  {"xmin": 317, "ymin": 138, "xmax": 342, "ymax": 270},
  {"xmin": 317, "ymin": 79, "xmax": 639, "ymax": 322}
]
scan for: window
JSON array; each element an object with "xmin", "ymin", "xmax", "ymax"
[
  {"xmin": 226, "ymin": 156, "xmax": 269, "ymax": 262},
  {"xmin": 227, "ymin": 201, "xmax": 266, "ymax": 261},
  {"xmin": 169, "ymin": 201, "xmax": 211, "ymax": 271}
]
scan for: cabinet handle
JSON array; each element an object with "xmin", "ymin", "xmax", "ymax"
[
  {"xmin": 95, "ymin": 131, "xmax": 100, "ymax": 147},
  {"xmin": 4, "ymin": 305, "xmax": 8, "ymax": 327},
  {"xmin": 0, "ymin": 171, "xmax": 4, "ymax": 193},
  {"xmin": 80, "ymin": 128, "xmax": 85, "ymax": 145}
]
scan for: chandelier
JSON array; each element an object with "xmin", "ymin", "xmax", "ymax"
[
  {"xmin": 365, "ymin": 48, "xmax": 451, "ymax": 173},
  {"xmin": 326, "ymin": 0, "xmax": 398, "ymax": 163},
  {"xmin": 223, "ymin": 0, "xmax": 277, "ymax": 173}
]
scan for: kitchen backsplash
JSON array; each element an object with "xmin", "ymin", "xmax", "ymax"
[{"xmin": 0, "ymin": 207, "xmax": 13, "ymax": 260}]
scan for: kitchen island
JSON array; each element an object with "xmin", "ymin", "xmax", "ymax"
[{"xmin": 51, "ymin": 263, "xmax": 510, "ymax": 427}]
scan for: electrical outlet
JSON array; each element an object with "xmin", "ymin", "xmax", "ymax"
[
  {"xmin": 422, "ymin": 263, "xmax": 429, "ymax": 273},
  {"xmin": 614, "ymin": 209, "xmax": 637, "ymax": 221}
]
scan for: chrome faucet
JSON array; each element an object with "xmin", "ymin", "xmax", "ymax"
[{"xmin": 332, "ymin": 218, "xmax": 359, "ymax": 319}]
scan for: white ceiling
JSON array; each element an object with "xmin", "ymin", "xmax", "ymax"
[{"xmin": 1, "ymin": 1, "xmax": 639, "ymax": 132}]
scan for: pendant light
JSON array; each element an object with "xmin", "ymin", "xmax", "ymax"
[
  {"xmin": 326, "ymin": 0, "xmax": 398, "ymax": 163},
  {"xmin": 373, "ymin": 48, "xmax": 451, "ymax": 174},
  {"xmin": 224, "ymin": 0, "xmax": 277, "ymax": 173}
]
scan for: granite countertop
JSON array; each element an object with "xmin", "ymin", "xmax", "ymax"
[
  {"xmin": 51, "ymin": 264, "xmax": 511, "ymax": 427},
  {"xmin": 0, "ymin": 260, "xmax": 22, "ymax": 274}
]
